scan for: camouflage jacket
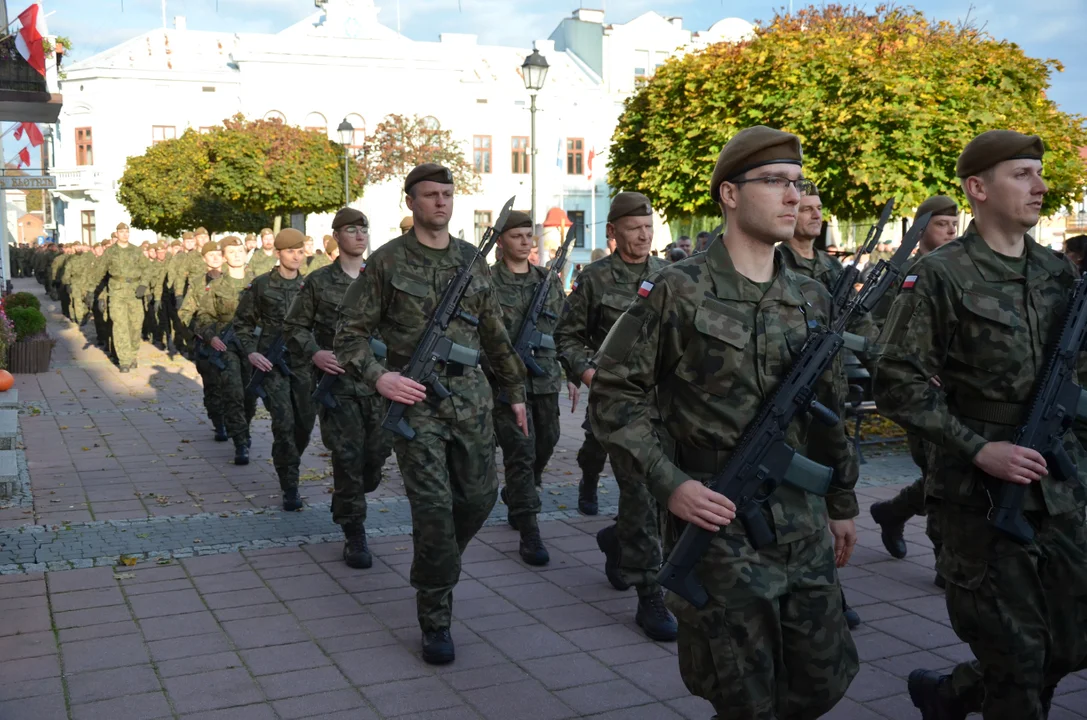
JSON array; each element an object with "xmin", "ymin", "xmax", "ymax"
[
  {"xmin": 304, "ymin": 253, "xmax": 331, "ymax": 275},
  {"xmin": 284, "ymin": 259, "xmax": 376, "ymax": 397},
  {"xmin": 233, "ymin": 269, "xmax": 306, "ymax": 361},
  {"xmin": 247, "ymin": 250, "xmax": 278, "ymax": 278},
  {"xmin": 874, "ymin": 222, "xmax": 1087, "ymax": 514},
  {"xmin": 777, "ymin": 243, "xmax": 843, "ymax": 290},
  {"xmin": 335, "ymin": 229, "xmax": 527, "ymax": 419},
  {"xmin": 90, "ymin": 243, "xmax": 151, "ymax": 296},
  {"xmin": 178, "ymin": 270, "xmax": 219, "ymax": 330},
  {"xmin": 488, "ymin": 261, "xmax": 566, "ymax": 396},
  {"xmin": 194, "ymin": 269, "xmax": 254, "ymax": 338},
  {"xmin": 588, "ymin": 239, "xmax": 859, "ymax": 543},
  {"xmin": 144, "ymin": 260, "xmax": 168, "ymax": 301},
  {"xmin": 870, "ymin": 254, "xmax": 921, "ymax": 330},
  {"xmin": 555, "ymin": 251, "xmax": 668, "ymax": 385},
  {"xmin": 49, "ymin": 254, "xmax": 68, "ymax": 286}
]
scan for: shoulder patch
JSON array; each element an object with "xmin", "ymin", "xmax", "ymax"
[
  {"xmin": 901, "ymin": 275, "xmax": 918, "ymax": 291},
  {"xmin": 246, "ymin": 283, "xmax": 253, "ymax": 290},
  {"xmin": 571, "ymin": 280, "xmax": 579, "ymax": 292},
  {"xmin": 638, "ymin": 280, "xmax": 655, "ymax": 298}
]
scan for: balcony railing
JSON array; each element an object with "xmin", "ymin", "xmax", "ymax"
[
  {"xmin": 53, "ymin": 168, "xmax": 107, "ymax": 191},
  {"xmin": 0, "ymin": 36, "xmax": 47, "ymax": 94}
]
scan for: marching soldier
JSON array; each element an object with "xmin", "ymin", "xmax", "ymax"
[
  {"xmin": 88, "ymin": 223, "xmax": 150, "ymax": 372},
  {"xmin": 248, "ymin": 228, "xmax": 278, "ymax": 276},
  {"xmin": 179, "ymin": 240, "xmax": 227, "ymax": 440}
]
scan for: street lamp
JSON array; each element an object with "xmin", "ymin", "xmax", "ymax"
[
  {"xmin": 521, "ymin": 48, "xmax": 549, "ymax": 229},
  {"xmin": 337, "ymin": 118, "xmax": 353, "ymax": 206}
]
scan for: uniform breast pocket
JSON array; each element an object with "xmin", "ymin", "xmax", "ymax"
[
  {"xmin": 389, "ymin": 273, "xmax": 432, "ymax": 329},
  {"xmin": 596, "ymin": 291, "xmax": 634, "ymax": 343},
  {"xmin": 461, "ymin": 276, "xmax": 492, "ymax": 319},
  {"xmin": 672, "ymin": 306, "xmax": 750, "ymax": 398},
  {"xmin": 952, "ymin": 290, "xmax": 1020, "ymax": 373}
]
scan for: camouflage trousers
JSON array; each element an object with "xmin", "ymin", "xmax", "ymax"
[
  {"xmin": 69, "ymin": 293, "xmax": 87, "ymax": 328},
  {"xmin": 879, "ymin": 434, "xmax": 943, "ymax": 553},
  {"xmin": 194, "ymin": 355, "xmax": 223, "ymax": 426},
  {"xmin": 92, "ymin": 294, "xmax": 110, "ymax": 349},
  {"xmin": 609, "ymin": 448, "xmax": 663, "ymax": 592},
  {"xmin": 218, "ymin": 350, "xmax": 256, "ymax": 443},
  {"xmin": 577, "ymin": 407, "xmax": 608, "ymax": 480},
  {"xmin": 259, "ymin": 368, "xmax": 316, "ymax": 493},
  {"xmin": 938, "ymin": 503, "xmax": 1087, "ymax": 719},
  {"xmin": 109, "ymin": 295, "xmax": 144, "ymax": 367},
  {"xmin": 668, "ymin": 526, "xmax": 858, "ymax": 720},
  {"xmin": 494, "ymin": 392, "xmax": 560, "ymax": 521},
  {"xmin": 394, "ymin": 409, "xmax": 498, "ymax": 632},
  {"xmin": 318, "ymin": 391, "xmax": 393, "ymax": 526}
]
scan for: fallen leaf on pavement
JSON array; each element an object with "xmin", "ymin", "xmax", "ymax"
[{"xmin": 119, "ymin": 556, "xmax": 138, "ymax": 567}]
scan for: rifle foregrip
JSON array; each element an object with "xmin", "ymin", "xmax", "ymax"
[{"xmin": 808, "ymin": 400, "xmax": 839, "ymax": 426}]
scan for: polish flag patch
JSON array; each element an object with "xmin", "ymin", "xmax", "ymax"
[
  {"xmin": 902, "ymin": 275, "xmax": 918, "ymax": 290},
  {"xmin": 571, "ymin": 280, "xmax": 578, "ymax": 292},
  {"xmin": 638, "ymin": 280, "xmax": 655, "ymax": 298}
]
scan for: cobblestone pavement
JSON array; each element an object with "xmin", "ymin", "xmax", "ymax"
[{"xmin": 2, "ymin": 279, "xmax": 1085, "ymax": 719}]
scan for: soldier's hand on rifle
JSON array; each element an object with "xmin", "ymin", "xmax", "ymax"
[
  {"xmin": 829, "ymin": 519, "xmax": 857, "ymax": 568},
  {"xmin": 210, "ymin": 337, "xmax": 227, "ymax": 352},
  {"xmin": 974, "ymin": 441, "xmax": 1047, "ymax": 485},
  {"xmin": 581, "ymin": 368, "xmax": 596, "ymax": 387},
  {"xmin": 376, "ymin": 372, "xmax": 427, "ymax": 405},
  {"xmin": 313, "ymin": 350, "xmax": 345, "ymax": 375},
  {"xmin": 667, "ymin": 480, "xmax": 736, "ymax": 532},
  {"xmin": 248, "ymin": 352, "xmax": 273, "ymax": 373},
  {"xmin": 567, "ymin": 382, "xmax": 580, "ymax": 414},
  {"xmin": 512, "ymin": 403, "xmax": 529, "ymax": 436}
]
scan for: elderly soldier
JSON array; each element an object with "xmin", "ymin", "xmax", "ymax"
[
  {"xmin": 488, "ymin": 210, "xmax": 572, "ymax": 566},
  {"xmin": 234, "ymin": 229, "xmax": 315, "ymax": 511},
  {"xmin": 555, "ymin": 191, "xmax": 676, "ymax": 641},
  {"xmin": 876, "ymin": 131, "xmax": 1087, "ymax": 719},
  {"xmin": 196, "ymin": 236, "xmax": 256, "ymax": 464},
  {"xmin": 284, "ymin": 208, "xmax": 393, "ymax": 567},
  {"xmin": 248, "ymin": 228, "xmax": 278, "ymax": 277},
  {"xmin": 335, "ymin": 163, "xmax": 528, "ymax": 665},
  {"xmin": 88, "ymin": 223, "xmax": 149, "ymax": 372},
  {"xmin": 589, "ymin": 126, "xmax": 860, "ymax": 719},
  {"xmin": 179, "ymin": 241, "xmax": 227, "ymax": 440}
]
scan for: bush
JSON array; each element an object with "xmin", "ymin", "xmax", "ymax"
[
  {"xmin": 4, "ymin": 292, "xmax": 40, "ymax": 311},
  {"xmin": 7, "ymin": 306, "xmax": 46, "ymax": 341}
]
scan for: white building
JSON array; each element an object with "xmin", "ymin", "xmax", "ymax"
[{"xmin": 47, "ymin": 0, "xmax": 752, "ymax": 264}]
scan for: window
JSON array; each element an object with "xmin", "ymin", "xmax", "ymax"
[
  {"xmin": 152, "ymin": 126, "xmax": 176, "ymax": 145},
  {"xmin": 566, "ymin": 138, "xmax": 584, "ymax": 175},
  {"xmin": 568, "ymin": 210, "xmax": 586, "ymax": 249},
  {"xmin": 304, "ymin": 112, "xmax": 327, "ymax": 135},
  {"xmin": 198, "ymin": 126, "xmax": 214, "ymax": 134},
  {"xmin": 264, "ymin": 110, "xmax": 286, "ymax": 122},
  {"xmin": 80, "ymin": 210, "xmax": 95, "ymax": 245},
  {"xmin": 75, "ymin": 127, "xmax": 93, "ymax": 166},
  {"xmin": 511, "ymin": 136, "xmax": 529, "ymax": 174},
  {"xmin": 345, "ymin": 113, "xmax": 366, "ymax": 148},
  {"xmin": 473, "ymin": 136, "xmax": 492, "ymax": 174},
  {"xmin": 474, "ymin": 211, "xmax": 492, "ymax": 243}
]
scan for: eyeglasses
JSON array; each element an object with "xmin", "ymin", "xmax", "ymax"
[
  {"xmin": 731, "ymin": 176, "xmax": 817, "ymax": 195},
  {"xmin": 339, "ymin": 226, "xmax": 368, "ymax": 236}
]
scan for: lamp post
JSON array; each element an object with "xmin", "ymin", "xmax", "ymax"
[
  {"xmin": 336, "ymin": 118, "xmax": 353, "ymax": 206},
  {"xmin": 521, "ymin": 49, "xmax": 549, "ymax": 229}
]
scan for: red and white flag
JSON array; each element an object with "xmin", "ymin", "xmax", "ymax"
[
  {"xmin": 587, "ymin": 147, "xmax": 596, "ymax": 181},
  {"xmin": 17, "ymin": 148, "xmax": 31, "ymax": 168},
  {"xmin": 15, "ymin": 3, "xmax": 49, "ymax": 77},
  {"xmin": 13, "ymin": 122, "xmax": 44, "ymax": 147}
]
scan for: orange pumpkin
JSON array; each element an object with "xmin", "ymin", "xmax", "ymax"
[{"xmin": 0, "ymin": 370, "xmax": 13, "ymax": 391}]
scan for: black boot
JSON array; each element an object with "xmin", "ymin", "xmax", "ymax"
[
  {"xmin": 518, "ymin": 522, "xmax": 550, "ymax": 566},
  {"xmin": 421, "ymin": 628, "xmax": 455, "ymax": 665},
  {"xmin": 342, "ymin": 523, "xmax": 372, "ymax": 569},
  {"xmin": 578, "ymin": 474, "xmax": 599, "ymax": 516},
  {"xmin": 908, "ymin": 669, "xmax": 967, "ymax": 720},
  {"xmin": 282, "ymin": 487, "xmax": 303, "ymax": 511},
  {"xmin": 842, "ymin": 590, "xmax": 861, "ymax": 630},
  {"xmin": 870, "ymin": 500, "xmax": 908, "ymax": 559},
  {"xmin": 596, "ymin": 524, "xmax": 629, "ymax": 591},
  {"xmin": 500, "ymin": 486, "xmax": 517, "ymax": 530},
  {"xmin": 233, "ymin": 440, "xmax": 249, "ymax": 465},
  {"xmin": 635, "ymin": 588, "xmax": 677, "ymax": 642},
  {"xmin": 213, "ymin": 423, "xmax": 228, "ymax": 442}
]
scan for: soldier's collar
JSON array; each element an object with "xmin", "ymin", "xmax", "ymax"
[
  {"xmin": 962, "ymin": 221, "xmax": 1064, "ymax": 283},
  {"xmin": 403, "ymin": 230, "xmax": 463, "ymax": 269},
  {"xmin": 704, "ymin": 238, "xmax": 805, "ymax": 305}
]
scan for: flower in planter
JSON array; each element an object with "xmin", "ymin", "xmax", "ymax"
[{"xmin": 0, "ymin": 309, "xmax": 14, "ymax": 370}]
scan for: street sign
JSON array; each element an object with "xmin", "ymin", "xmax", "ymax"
[{"xmin": 0, "ymin": 176, "xmax": 56, "ymax": 190}]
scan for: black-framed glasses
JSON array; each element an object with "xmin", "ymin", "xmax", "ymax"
[{"xmin": 731, "ymin": 176, "xmax": 817, "ymax": 195}]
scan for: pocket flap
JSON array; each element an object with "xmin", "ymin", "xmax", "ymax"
[
  {"xmin": 935, "ymin": 548, "xmax": 988, "ymax": 591},
  {"xmin": 600, "ymin": 290, "xmax": 633, "ymax": 311},
  {"xmin": 391, "ymin": 273, "xmax": 430, "ymax": 298},
  {"xmin": 694, "ymin": 306, "xmax": 750, "ymax": 350},
  {"xmin": 961, "ymin": 290, "xmax": 1019, "ymax": 327}
]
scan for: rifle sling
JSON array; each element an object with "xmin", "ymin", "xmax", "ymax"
[{"xmin": 951, "ymin": 397, "xmax": 1027, "ymax": 427}]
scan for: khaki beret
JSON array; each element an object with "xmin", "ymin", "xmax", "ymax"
[
  {"xmin": 332, "ymin": 207, "xmax": 368, "ymax": 230},
  {"xmin": 324, "ymin": 237, "xmax": 338, "ymax": 255},
  {"xmin": 182, "ymin": 231, "xmax": 194, "ymax": 240},
  {"xmin": 201, "ymin": 241, "xmax": 220, "ymax": 255},
  {"xmin": 170, "ymin": 240, "xmax": 182, "ymax": 248},
  {"xmin": 260, "ymin": 227, "xmax": 273, "ymax": 237},
  {"xmin": 194, "ymin": 227, "xmax": 209, "ymax": 237},
  {"xmin": 218, "ymin": 235, "xmax": 243, "ymax": 250},
  {"xmin": 399, "ymin": 216, "xmax": 414, "ymax": 232},
  {"xmin": 244, "ymin": 233, "xmax": 255, "ymax": 242},
  {"xmin": 500, "ymin": 210, "xmax": 533, "ymax": 234},
  {"xmin": 710, "ymin": 126, "xmax": 802, "ymax": 204},
  {"xmin": 116, "ymin": 222, "xmax": 129, "ymax": 231},
  {"xmin": 274, "ymin": 228, "xmax": 306, "ymax": 251},
  {"xmin": 956, "ymin": 130, "xmax": 1045, "ymax": 178},
  {"xmin": 607, "ymin": 192, "xmax": 653, "ymax": 223},
  {"xmin": 915, "ymin": 195, "xmax": 958, "ymax": 221},
  {"xmin": 404, "ymin": 162, "xmax": 453, "ymax": 193}
]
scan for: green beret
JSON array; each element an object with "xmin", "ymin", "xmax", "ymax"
[
  {"xmin": 201, "ymin": 241, "xmax": 220, "ymax": 255},
  {"xmin": 915, "ymin": 195, "xmax": 958, "ymax": 221},
  {"xmin": 324, "ymin": 236, "xmax": 338, "ymax": 255},
  {"xmin": 956, "ymin": 130, "xmax": 1045, "ymax": 178},
  {"xmin": 608, "ymin": 192, "xmax": 653, "ymax": 223},
  {"xmin": 710, "ymin": 126, "xmax": 802, "ymax": 205},
  {"xmin": 274, "ymin": 228, "xmax": 306, "ymax": 251},
  {"xmin": 500, "ymin": 210, "xmax": 533, "ymax": 234},
  {"xmin": 404, "ymin": 163, "xmax": 453, "ymax": 193},
  {"xmin": 170, "ymin": 240, "xmax": 182, "ymax": 248},
  {"xmin": 332, "ymin": 207, "xmax": 368, "ymax": 230},
  {"xmin": 260, "ymin": 227, "xmax": 273, "ymax": 237},
  {"xmin": 116, "ymin": 222, "xmax": 129, "ymax": 231},
  {"xmin": 194, "ymin": 227, "xmax": 210, "ymax": 237},
  {"xmin": 218, "ymin": 235, "xmax": 243, "ymax": 251},
  {"xmin": 244, "ymin": 233, "xmax": 255, "ymax": 242}
]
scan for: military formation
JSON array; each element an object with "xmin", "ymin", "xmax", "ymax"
[{"xmin": 12, "ymin": 124, "xmax": 1086, "ymax": 720}]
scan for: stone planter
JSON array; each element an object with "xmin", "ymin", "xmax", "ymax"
[{"xmin": 7, "ymin": 337, "xmax": 55, "ymax": 374}]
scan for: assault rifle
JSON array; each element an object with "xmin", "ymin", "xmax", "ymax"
[
  {"xmin": 381, "ymin": 196, "xmax": 516, "ymax": 440},
  {"xmin": 990, "ymin": 276, "xmax": 1087, "ymax": 544},
  {"xmin": 830, "ymin": 199, "xmax": 895, "ymax": 318},
  {"xmin": 511, "ymin": 225, "xmax": 577, "ymax": 378},
  {"xmin": 311, "ymin": 338, "xmax": 388, "ymax": 410},
  {"xmin": 208, "ymin": 325, "xmax": 240, "ymax": 371},
  {"xmin": 659, "ymin": 212, "xmax": 932, "ymax": 609},
  {"xmin": 246, "ymin": 334, "xmax": 292, "ymax": 400}
]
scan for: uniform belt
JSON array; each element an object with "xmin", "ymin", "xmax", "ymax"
[
  {"xmin": 952, "ymin": 398, "xmax": 1027, "ymax": 426},
  {"xmin": 673, "ymin": 442, "xmax": 730, "ymax": 476}
]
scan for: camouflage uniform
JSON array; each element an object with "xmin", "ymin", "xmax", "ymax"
[
  {"xmin": 89, "ymin": 243, "xmax": 149, "ymax": 368},
  {"xmin": 247, "ymin": 250, "xmax": 278, "ymax": 278},
  {"xmin": 196, "ymin": 271, "xmax": 256, "ymax": 444},
  {"xmin": 66, "ymin": 251, "xmax": 90, "ymax": 325},
  {"xmin": 284, "ymin": 259, "xmax": 392, "ymax": 526},
  {"xmin": 588, "ymin": 240, "xmax": 860, "ymax": 719},
  {"xmin": 143, "ymin": 256, "xmax": 168, "ymax": 346},
  {"xmin": 874, "ymin": 223, "xmax": 1087, "ymax": 719},
  {"xmin": 335, "ymin": 229, "xmax": 526, "ymax": 632},
  {"xmin": 178, "ymin": 270, "xmax": 223, "ymax": 429},
  {"xmin": 234, "ymin": 270, "xmax": 316, "ymax": 494},
  {"xmin": 305, "ymin": 253, "xmax": 331, "ymax": 274},
  {"xmin": 555, "ymin": 251, "xmax": 668, "ymax": 590}
]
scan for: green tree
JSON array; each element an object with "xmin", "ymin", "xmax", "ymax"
[
  {"xmin": 360, "ymin": 114, "xmax": 482, "ymax": 195},
  {"xmin": 609, "ymin": 4, "xmax": 1087, "ymax": 224}
]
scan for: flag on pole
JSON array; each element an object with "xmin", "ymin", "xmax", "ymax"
[
  {"xmin": 15, "ymin": 3, "xmax": 48, "ymax": 77},
  {"xmin": 13, "ymin": 122, "xmax": 44, "ymax": 147},
  {"xmin": 556, "ymin": 137, "xmax": 563, "ymax": 169},
  {"xmin": 587, "ymin": 147, "xmax": 595, "ymax": 181},
  {"xmin": 18, "ymin": 147, "xmax": 31, "ymax": 168}
]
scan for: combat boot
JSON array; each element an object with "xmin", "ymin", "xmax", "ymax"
[
  {"xmin": 635, "ymin": 588, "xmax": 677, "ymax": 641},
  {"xmin": 578, "ymin": 474, "xmax": 599, "ymax": 515},
  {"xmin": 282, "ymin": 488, "xmax": 303, "ymax": 512},
  {"xmin": 342, "ymin": 523, "xmax": 372, "ymax": 569},
  {"xmin": 518, "ymin": 520, "xmax": 550, "ymax": 567},
  {"xmin": 421, "ymin": 628, "xmax": 455, "ymax": 665},
  {"xmin": 233, "ymin": 440, "xmax": 249, "ymax": 465},
  {"xmin": 870, "ymin": 500, "xmax": 908, "ymax": 559},
  {"xmin": 842, "ymin": 590, "xmax": 861, "ymax": 630},
  {"xmin": 596, "ymin": 524, "xmax": 630, "ymax": 591},
  {"xmin": 213, "ymin": 423, "xmax": 228, "ymax": 442},
  {"xmin": 908, "ymin": 669, "xmax": 967, "ymax": 720}
]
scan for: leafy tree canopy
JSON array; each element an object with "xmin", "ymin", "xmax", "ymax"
[
  {"xmin": 609, "ymin": 4, "xmax": 1087, "ymax": 223},
  {"xmin": 360, "ymin": 114, "xmax": 482, "ymax": 195}
]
